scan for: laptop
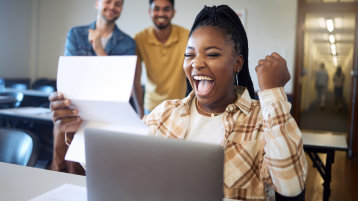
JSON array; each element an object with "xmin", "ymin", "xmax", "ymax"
[{"xmin": 84, "ymin": 128, "xmax": 224, "ymax": 201}]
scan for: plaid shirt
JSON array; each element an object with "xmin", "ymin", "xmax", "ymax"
[{"xmin": 143, "ymin": 87, "xmax": 307, "ymax": 200}]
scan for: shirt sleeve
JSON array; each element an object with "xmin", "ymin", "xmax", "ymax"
[
  {"xmin": 64, "ymin": 28, "xmax": 78, "ymax": 56},
  {"xmin": 142, "ymin": 101, "xmax": 165, "ymax": 136},
  {"xmin": 258, "ymin": 87, "xmax": 308, "ymax": 196},
  {"xmin": 134, "ymin": 35, "xmax": 143, "ymax": 63}
]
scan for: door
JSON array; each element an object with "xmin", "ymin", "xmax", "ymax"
[{"xmin": 292, "ymin": 0, "xmax": 358, "ymax": 157}]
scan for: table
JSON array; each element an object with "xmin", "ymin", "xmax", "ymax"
[
  {"xmin": 0, "ymin": 162, "xmax": 86, "ymax": 201},
  {"xmin": 0, "ymin": 95, "xmax": 16, "ymax": 105},
  {"xmin": 302, "ymin": 132, "xmax": 348, "ymax": 201},
  {"xmin": 0, "ymin": 162, "xmax": 236, "ymax": 201},
  {"xmin": 0, "ymin": 107, "xmax": 52, "ymax": 125}
]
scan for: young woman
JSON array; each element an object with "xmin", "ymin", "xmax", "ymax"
[
  {"xmin": 333, "ymin": 66, "xmax": 345, "ymax": 110},
  {"xmin": 50, "ymin": 5, "xmax": 307, "ymax": 200}
]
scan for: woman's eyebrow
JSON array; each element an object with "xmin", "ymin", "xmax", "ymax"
[
  {"xmin": 204, "ymin": 46, "xmax": 222, "ymax": 51},
  {"xmin": 185, "ymin": 46, "xmax": 222, "ymax": 51}
]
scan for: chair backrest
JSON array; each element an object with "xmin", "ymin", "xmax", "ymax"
[
  {"xmin": 0, "ymin": 128, "xmax": 40, "ymax": 167},
  {"xmin": 31, "ymin": 78, "xmax": 57, "ymax": 91},
  {"xmin": 9, "ymin": 83, "xmax": 27, "ymax": 90},
  {"xmin": 37, "ymin": 85, "xmax": 55, "ymax": 93},
  {"xmin": 4, "ymin": 78, "xmax": 30, "ymax": 89}
]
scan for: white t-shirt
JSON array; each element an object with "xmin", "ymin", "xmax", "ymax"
[
  {"xmin": 186, "ymin": 99, "xmax": 238, "ymax": 201},
  {"xmin": 185, "ymin": 98, "xmax": 225, "ymax": 145},
  {"xmin": 101, "ymin": 32, "xmax": 113, "ymax": 49}
]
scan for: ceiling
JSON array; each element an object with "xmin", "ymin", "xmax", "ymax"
[{"xmin": 304, "ymin": 12, "xmax": 355, "ymax": 67}]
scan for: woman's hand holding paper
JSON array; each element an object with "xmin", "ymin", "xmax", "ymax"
[{"xmin": 49, "ymin": 92, "xmax": 82, "ymax": 134}]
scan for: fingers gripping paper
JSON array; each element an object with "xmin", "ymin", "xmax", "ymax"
[{"xmin": 57, "ymin": 56, "xmax": 148, "ymax": 164}]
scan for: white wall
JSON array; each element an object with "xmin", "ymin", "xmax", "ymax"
[
  {"xmin": 1, "ymin": 0, "xmax": 298, "ymax": 93},
  {"xmin": 343, "ymin": 48, "xmax": 353, "ymax": 103},
  {"xmin": 0, "ymin": 0, "xmax": 32, "ymax": 78},
  {"xmin": 35, "ymin": 0, "xmax": 97, "ymax": 78}
]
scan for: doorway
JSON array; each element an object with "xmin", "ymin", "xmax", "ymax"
[
  {"xmin": 299, "ymin": 12, "xmax": 355, "ymax": 133},
  {"xmin": 293, "ymin": 0, "xmax": 358, "ymax": 156}
]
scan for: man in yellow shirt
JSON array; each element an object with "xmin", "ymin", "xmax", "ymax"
[{"xmin": 134, "ymin": 0, "xmax": 189, "ymax": 117}]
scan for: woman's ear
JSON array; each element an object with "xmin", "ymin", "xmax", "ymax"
[{"xmin": 234, "ymin": 55, "xmax": 244, "ymax": 73}]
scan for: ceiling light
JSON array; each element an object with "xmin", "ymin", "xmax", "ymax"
[
  {"xmin": 326, "ymin": 19, "xmax": 334, "ymax": 32},
  {"xmin": 331, "ymin": 43, "xmax": 336, "ymax": 51},
  {"xmin": 331, "ymin": 44, "xmax": 337, "ymax": 55},
  {"xmin": 331, "ymin": 49, "xmax": 337, "ymax": 56},
  {"xmin": 333, "ymin": 56, "xmax": 338, "ymax": 66},
  {"xmin": 329, "ymin": 34, "xmax": 335, "ymax": 44}
]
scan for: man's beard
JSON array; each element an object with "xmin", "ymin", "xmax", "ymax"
[
  {"xmin": 153, "ymin": 20, "xmax": 171, "ymax": 30},
  {"xmin": 101, "ymin": 13, "xmax": 119, "ymax": 24}
]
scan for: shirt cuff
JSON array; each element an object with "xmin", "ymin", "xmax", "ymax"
[{"xmin": 257, "ymin": 87, "xmax": 287, "ymax": 107}]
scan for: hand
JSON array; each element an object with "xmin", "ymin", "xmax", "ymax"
[
  {"xmin": 49, "ymin": 92, "xmax": 82, "ymax": 134},
  {"xmin": 88, "ymin": 29, "xmax": 106, "ymax": 56},
  {"xmin": 255, "ymin": 52, "xmax": 291, "ymax": 91}
]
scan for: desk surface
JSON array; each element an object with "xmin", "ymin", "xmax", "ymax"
[
  {"xmin": 0, "ymin": 107, "xmax": 52, "ymax": 122},
  {"xmin": 1, "ymin": 162, "xmax": 234, "ymax": 201},
  {"xmin": 302, "ymin": 132, "xmax": 348, "ymax": 151},
  {"xmin": 0, "ymin": 95, "xmax": 16, "ymax": 104},
  {"xmin": 0, "ymin": 162, "xmax": 86, "ymax": 201}
]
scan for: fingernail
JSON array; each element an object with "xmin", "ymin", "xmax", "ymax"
[
  {"xmin": 64, "ymin": 99, "xmax": 70, "ymax": 105},
  {"xmin": 73, "ymin": 109, "xmax": 79, "ymax": 114}
]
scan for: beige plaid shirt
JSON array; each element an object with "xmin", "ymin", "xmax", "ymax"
[{"xmin": 143, "ymin": 87, "xmax": 307, "ymax": 200}]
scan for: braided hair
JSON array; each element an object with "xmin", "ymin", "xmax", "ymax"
[{"xmin": 185, "ymin": 5, "xmax": 255, "ymax": 99}]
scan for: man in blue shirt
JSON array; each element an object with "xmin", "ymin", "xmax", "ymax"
[
  {"xmin": 64, "ymin": 0, "xmax": 135, "ymax": 56},
  {"xmin": 51, "ymin": 0, "xmax": 135, "ymax": 175}
]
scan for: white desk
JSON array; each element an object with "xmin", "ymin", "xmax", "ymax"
[
  {"xmin": 302, "ymin": 132, "xmax": 347, "ymax": 151},
  {"xmin": 0, "ymin": 162, "xmax": 235, "ymax": 201},
  {"xmin": 0, "ymin": 107, "xmax": 52, "ymax": 123},
  {"xmin": 0, "ymin": 107, "xmax": 52, "ymax": 131},
  {"xmin": 0, "ymin": 162, "xmax": 86, "ymax": 201},
  {"xmin": 302, "ymin": 132, "xmax": 348, "ymax": 201}
]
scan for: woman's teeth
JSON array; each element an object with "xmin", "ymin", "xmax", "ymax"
[{"xmin": 193, "ymin": 75, "xmax": 213, "ymax": 81}]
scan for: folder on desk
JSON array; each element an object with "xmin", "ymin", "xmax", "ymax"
[{"xmin": 57, "ymin": 56, "xmax": 148, "ymax": 164}]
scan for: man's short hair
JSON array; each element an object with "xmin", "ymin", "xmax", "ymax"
[{"xmin": 149, "ymin": 0, "xmax": 174, "ymax": 8}]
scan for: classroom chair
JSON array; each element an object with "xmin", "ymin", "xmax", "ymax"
[{"xmin": 0, "ymin": 128, "xmax": 40, "ymax": 167}]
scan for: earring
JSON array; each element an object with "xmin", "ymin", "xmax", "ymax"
[{"xmin": 235, "ymin": 72, "xmax": 239, "ymax": 86}]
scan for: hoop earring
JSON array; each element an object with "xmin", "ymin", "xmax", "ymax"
[{"xmin": 235, "ymin": 72, "xmax": 239, "ymax": 86}]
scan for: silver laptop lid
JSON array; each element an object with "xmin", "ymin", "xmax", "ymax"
[{"xmin": 85, "ymin": 128, "xmax": 224, "ymax": 201}]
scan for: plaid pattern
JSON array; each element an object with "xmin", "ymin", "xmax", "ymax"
[{"xmin": 143, "ymin": 87, "xmax": 307, "ymax": 200}]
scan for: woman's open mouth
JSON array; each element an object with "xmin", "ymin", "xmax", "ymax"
[{"xmin": 193, "ymin": 75, "xmax": 214, "ymax": 97}]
